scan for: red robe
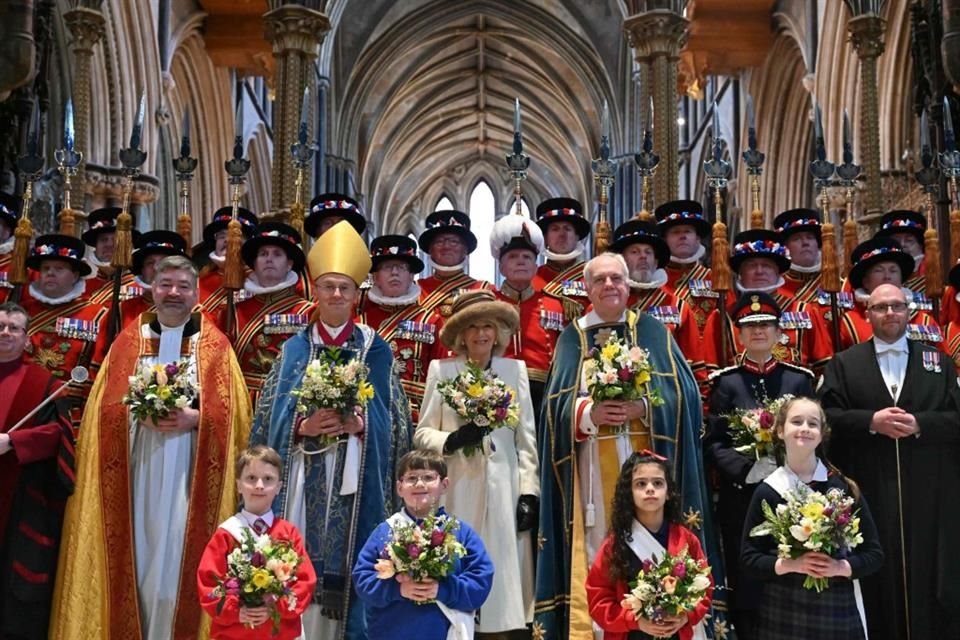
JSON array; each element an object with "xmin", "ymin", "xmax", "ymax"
[
  {"xmin": 586, "ymin": 524, "xmax": 714, "ymax": 640},
  {"xmin": 196, "ymin": 517, "xmax": 316, "ymax": 640},
  {"xmin": 665, "ymin": 261, "xmax": 717, "ymax": 335},
  {"xmin": 533, "ymin": 261, "xmax": 589, "ymax": 323}
]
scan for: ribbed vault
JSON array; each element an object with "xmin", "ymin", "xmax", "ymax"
[{"xmin": 331, "ymin": 0, "xmax": 623, "ymax": 236}]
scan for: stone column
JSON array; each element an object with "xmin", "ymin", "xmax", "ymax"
[
  {"xmin": 848, "ymin": 13, "xmax": 886, "ymax": 223},
  {"xmin": 624, "ymin": 9, "xmax": 688, "ymax": 206},
  {"xmin": 263, "ymin": 3, "xmax": 330, "ymax": 215},
  {"xmin": 63, "ymin": 4, "xmax": 105, "ymax": 220}
]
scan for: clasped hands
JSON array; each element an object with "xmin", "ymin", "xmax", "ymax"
[
  {"xmin": 238, "ymin": 605, "xmax": 270, "ymax": 627},
  {"xmin": 298, "ymin": 407, "xmax": 364, "ymax": 438},
  {"xmin": 870, "ymin": 407, "xmax": 918, "ymax": 439},
  {"xmin": 589, "ymin": 399, "xmax": 646, "ymax": 427},
  {"xmin": 143, "ymin": 407, "xmax": 199, "ymax": 433},
  {"xmin": 396, "ymin": 573, "xmax": 439, "ymax": 602},
  {"xmin": 625, "ymin": 609, "xmax": 689, "ymax": 638},
  {"xmin": 777, "ymin": 552, "xmax": 851, "ymax": 579}
]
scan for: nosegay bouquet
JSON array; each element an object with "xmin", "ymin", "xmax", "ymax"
[
  {"xmin": 123, "ymin": 359, "xmax": 197, "ymax": 421},
  {"xmin": 436, "ymin": 361, "xmax": 519, "ymax": 457},
  {"xmin": 375, "ymin": 510, "xmax": 467, "ymax": 603},
  {"xmin": 292, "ymin": 347, "xmax": 375, "ymax": 449},
  {"xmin": 726, "ymin": 394, "xmax": 793, "ymax": 460},
  {"xmin": 620, "ymin": 546, "xmax": 712, "ymax": 623},
  {"xmin": 749, "ymin": 484, "xmax": 864, "ymax": 591},
  {"xmin": 583, "ymin": 334, "xmax": 663, "ymax": 406},
  {"xmin": 209, "ymin": 528, "xmax": 305, "ymax": 634}
]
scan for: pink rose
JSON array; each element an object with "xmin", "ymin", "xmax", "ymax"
[
  {"xmin": 759, "ymin": 411, "xmax": 774, "ymax": 429},
  {"xmin": 672, "ymin": 562, "xmax": 686, "ymax": 578},
  {"xmin": 224, "ymin": 578, "xmax": 240, "ymax": 596},
  {"xmin": 407, "ymin": 544, "xmax": 421, "ymax": 559},
  {"xmin": 430, "ymin": 530, "xmax": 446, "ymax": 547}
]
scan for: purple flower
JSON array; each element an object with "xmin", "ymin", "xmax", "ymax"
[
  {"xmin": 407, "ymin": 544, "xmax": 421, "ymax": 559},
  {"xmin": 165, "ymin": 363, "xmax": 179, "ymax": 377},
  {"xmin": 823, "ymin": 506, "xmax": 834, "ymax": 517},
  {"xmin": 431, "ymin": 529, "xmax": 446, "ymax": 546},
  {"xmin": 224, "ymin": 578, "xmax": 240, "ymax": 596},
  {"xmin": 672, "ymin": 562, "xmax": 686, "ymax": 578},
  {"xmin": 836, "ymin": 513, "xmax": 850, "ymax": 526},
  {"xmin": 250, "ymin": 551, "xmax": 265, "ymax": 567},
  {"xmin": 494, "ymin": 406, "xmax": 508, "ymax": 421},
  {"xmin": 618, "ymin": 368, "xmax": 632, "ymax": 382},
  {"xmin": 642, "ymin": 559, "xmax": 654, "ymax": 573}
]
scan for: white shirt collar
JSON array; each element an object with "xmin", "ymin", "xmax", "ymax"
[
  {"xmin": 873, "ymin": 334, "xmax": 909, "ymax": 354},
  {"xmin": 784, "ymin": 458, "xmax": 830, "ymax": 483},
  {"xmin": 312, "ymin": 320, "xmax": 349, "ymax": 343},
  {"xmin": 578, "ymin": 308, "xmax": 627, "ymax": 329},
  {"xmin": 240, "ymin": 509, "xmax": 275, "ymax": 529}
]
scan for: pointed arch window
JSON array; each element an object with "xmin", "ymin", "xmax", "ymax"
[
  {"xmin": 504, "ymin": 197, "xmax": 532, "ymax": 218},
  {"xmin": 468, "ymin": 181, "xmax": 496, "ymax": 282},
  {"xmin": 435, "ymin": 196, "xmax": 454, "ymax": 211}
]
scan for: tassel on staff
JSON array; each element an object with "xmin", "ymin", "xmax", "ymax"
[
  {"xmin": 916, "ymin": 107, "xmax": 943, "ymax": 317},
  {"xmin": 704, "ymin": 96, "xmax": 733, "ymax": 364},
  {"xmin": 810, "ymin": 98, "xmax": 840, "ymax": 351},
  {"xmin": 743, "ymin": 95, "xmax": 766, "ymax": 230},
  {"xmin": 55, "ymin": 97, "xmax": 83, "ymax": 238},
  {"xmin": 223, "ymin": 98, "xmax": 253, "ymax": 339},
  {"xmin": 11, "ymin": 100, "xmax": 44, "ymax": 298}
]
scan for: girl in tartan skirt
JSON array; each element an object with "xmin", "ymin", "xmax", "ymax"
[
  {"xmin": 740, "ymin": 397, "xmax": 884, "ymax": 640},
  {"xmin": 585, "ymin": 451, "xmax": 714, "ymax": 640}
]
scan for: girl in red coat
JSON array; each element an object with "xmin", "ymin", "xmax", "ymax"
[{"xmin": 586, "ymin": 451, "xmax": 714, "ymax": 640}]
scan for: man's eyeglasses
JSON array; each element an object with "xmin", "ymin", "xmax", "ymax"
[
  {"xmin": 0, "ymin": 323, "xmax": 26, "ymax": 334},
  {"xmin": 867, "ymin": 302, "xmax": 909, "ymax": 314},
  {"xmin": 400, "ymin": 473, "xmax": 441, "ymax": 486}
]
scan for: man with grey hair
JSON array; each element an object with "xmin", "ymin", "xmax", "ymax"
[
  {"xmin": 534, "ymin": 252, "xmax": 724, "ymax": 639},
  {"xmin": 52, "ymin": 254, "xmax": 253, "ymax": 640},
  {"xmin": 820, "ymin": 282, "xmax": 960, "ymax": 640}
]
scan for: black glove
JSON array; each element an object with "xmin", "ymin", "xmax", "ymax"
[
  {"xmin": 443, "ymin": 422, "xmax": 485, "ymax": 455},
  {"xmin": 516, "ymin": 494, "xmax": 539, "ymax": 532}
]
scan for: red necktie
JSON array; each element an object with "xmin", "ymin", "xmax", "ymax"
[{"xmin": 253, "ymin": 518, "xmax": 268, "ymax": 535}]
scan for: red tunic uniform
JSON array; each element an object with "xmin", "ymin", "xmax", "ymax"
[
  {"xmin": 838, "ymin": 301, "xmax": 942, "ymax": 351},
  {"xmin": 417, "ymin": 272, "xmax": 491, "ymax": 357},
  {"xmin": 533, "ymin": 261, "xmax": 588, "ymax": 323},
  {"xmin": 665, "ymin": 261, "xmax": 717, "ymax": 335},
  {"xmin": 197, "ymin": 517, "xmax": 317, "ymax": 640},
  {"xmin": 84, "ymin": 266, "xmax": 137, "ymax": 305},
  {"xmin": 20, "ymin": 286, "xmax": 109, "ymax": 428},
  {"xmin": 219, "ymin": 287, "xmax": 313, "ymax": 406},
  {"xmin": 0, "ymin": 249, "xmax": 15, "ymax": 303},
  {"xmin": 495, "ymin": 286, "xmax": 565, "ymax": 385},
  {"xmin": 780, "ymin": 268, "xmax": 823, "ymax": 305},
  {"xmin": 356, "ymin": 291, "xmax": 443, "ymax": 423}
]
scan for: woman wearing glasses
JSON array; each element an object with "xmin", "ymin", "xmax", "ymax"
[{"xmin": 414, "ymin": 290, "xmax": 539, "ymax": 640}]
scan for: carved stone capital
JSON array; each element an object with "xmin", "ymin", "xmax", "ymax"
[
  {"xmin": 85, "ymin": 164, "xmax": 160, "ymax": 205},
  {"xmin": 63, "ymin": 7, "xmax": 105, "ymax": 53},
  {"xmin": 263, "ymin": 5, "xmax": 331, "ymax": 57},
  {"xmin": 624, "ymin": 10, "xmax": 688, "ymax": 61},
  {"xmin": 848, "ymin": 14, "xmax": 886, "ymax": 60}
]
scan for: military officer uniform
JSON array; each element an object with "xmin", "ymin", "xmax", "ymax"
[{"xmin": 196, "ymin": 206, "xmax": 259, "ymax": 309}]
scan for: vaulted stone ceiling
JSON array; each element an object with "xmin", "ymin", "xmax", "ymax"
[{"xmin": 325, "ymin": 0, "xmax": 626, "ymax": 235}]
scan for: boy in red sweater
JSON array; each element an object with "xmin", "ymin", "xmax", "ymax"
[{"xmin": 197, "ymin": 445, "xmax": 317, "ymax": 639}]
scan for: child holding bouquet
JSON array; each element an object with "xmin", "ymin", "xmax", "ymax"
[
  {"xmin": 352, "ymin": 450, "xmax": 493, "ymax": 640},
  {"xmin": 197, "ymin": 446, "xmax": 316, "ymax": 639},
  {"xmin": 586, "ymin": 451, "xmax": 714, "ymax": 640},
  {"xmin": 740, "ymin": 397, "xmax": 883, "ymax": 639}
]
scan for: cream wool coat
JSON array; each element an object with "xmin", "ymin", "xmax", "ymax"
[{"xmin": 415, "ymin": 355, "xmax": 540, "ymax": 633}]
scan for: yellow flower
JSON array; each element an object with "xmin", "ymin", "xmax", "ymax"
[
  {"xmin": 358, "ymin": 381, "xmax": 375, "ymax": 403},
  {"xmin": 800, "ymin": 502, "xmax": 825, "ymax": 520},
  {"xmin": 467, "ymin": 382, "xmax": 485, "ymax": 398},
  {"xmin": 757, "ymin": 429, "xmax": 773, "ymax": 443},
  {"xmin": 251, "ymin": 569, "xmax": 273, "ymax": 589},
  {"xmin": 634, "ymin": 370, "xmax": 651, "ymax": 389},
  {"xmin": 601, "ymin": 342, "xmax": 619, "ymax": 362},
  {"xmin": 158, "ymin": 387, "xmax": 172, "ymax": 401}
]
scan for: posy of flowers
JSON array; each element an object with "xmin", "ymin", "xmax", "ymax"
[
  {"xmin": 749, "ymin": 484, "xmax": 864, "ymax": 591},
  {"xmin": 292, "ymin": 347, "xmax": 375, "ymax": 448},
  {"xmin": 583, "ymin": 334, "xmax": 663, "ymax": 406},
  {"xmin": 436, "ymin": 361, "xmax": 519, "ymax": 457},
  {"xmin": 726, "ymin": 394, "xmax": 793, "ymax": 460},
  {"xmin": 374, "ymin": 511, "xmax": 467, "ymax": 602},
  {"xmin": 210, "ymin": 528, "xmax": 304, "ymax": 634},
  {"xmin": 621, "ymin": 546, "xmax": 712, "ymax": 623},
  {"xmin": 123, "ymin": 359, "xmax": 197, "ymax": 421}
]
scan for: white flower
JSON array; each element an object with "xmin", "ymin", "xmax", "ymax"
[{"xmin": 690, "ymin": 574, "xmax": 711, "ymax": 593}]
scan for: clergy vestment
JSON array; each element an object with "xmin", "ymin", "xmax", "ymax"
[
  {"xmin": 533, "ymin": 309, "xmax": 725, "ymax": 640},
  {"xmin": 51, "ymin": 312, "xmax": 252, "ymax": 640},
  {"xmin": 0, "ymin": 358, "xmax": 74, "ymax": 639},
  {"xmin": 820, "ymin": 338, "xmax": 960, "ymax": 640},
  {"xmin": 251, "ymin": 321, "xmax": 411, "ymax": 640}
]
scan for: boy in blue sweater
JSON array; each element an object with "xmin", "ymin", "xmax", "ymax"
[{"xmin": 352, "ymin": 449, "xmax": 493, "ymax": 639}]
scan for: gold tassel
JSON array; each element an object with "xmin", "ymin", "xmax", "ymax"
[
  {"xmin": 710, "ymin": 222, "xmax": 731, "ymax": 292},
  {"xmin": 58, "ymin": 207, "xmax": 77, "ymax": 237},
  {"xmin": 841, "ymin": 218, "xmax": 857, "ymax": 279},
  {"xmin": 820, "ymin": 222, "xmax": 840, "ymax": 293},
  {"xmin": 288, "ymin": 201, "xmax": 306, "ymax": 240},
  {"xmin": 924, "ymin": 227, "xmax": 944, "ymax": 299},
  {"xmin": 112, "ymin": 210, "xmax": 134, "ymax": 270},
  {"xmin": 636, "ymin": 209, "xmax": 654, "ymax": 222},
  {"xmin": 8, "ymin": 217, "xmax": 34, "ymax": 286},
  {"xmin": 593, "ymin": 220, "xmax": 612, "ymax": 254},
  {"xmin": 950, "ymin": 208, "xmax": 960, "ymax": 266},
  {"xmin": 177, "ymin": 214, "xmax": 193, "ymax": 256},
  {"xmin": 223, "ymin": 218, "xmax": 245, "ymax": 289},
  {"xmin": 750, "ymin": 207, "xmax": 764, "ymax": 229}
]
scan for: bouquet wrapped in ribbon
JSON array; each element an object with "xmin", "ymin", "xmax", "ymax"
[
  {"xmin": 726, "ymin": 394, "xmax": 793, "ymax": 460},
  {"xmin": 210, "ymin": 528, "xmax": 305, "ymax": 634},
  {"xmin": 620, "ymin": 546, "xmax": 712, "ymax": 624},
  {"xmin": 436, "ymin": 361, "xmax": 519, "ymax": 457},
  {"xmin": 292, "ymin": 347, "xmax": 375, "ymax": 448},
  {"xmin": 374, "ymin": 511, "xmax": 467, "ymax": 600},
  {"xmin": 122, "ymin": 359, "xmax": 197, "ymax": 421},
  {"xmin": 583, "ymin": 334, "xmax": 662, "ymax": 406},
  {"xmin": 749, "ymin": 484, "xmax": 864, "ymax": 591}
]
